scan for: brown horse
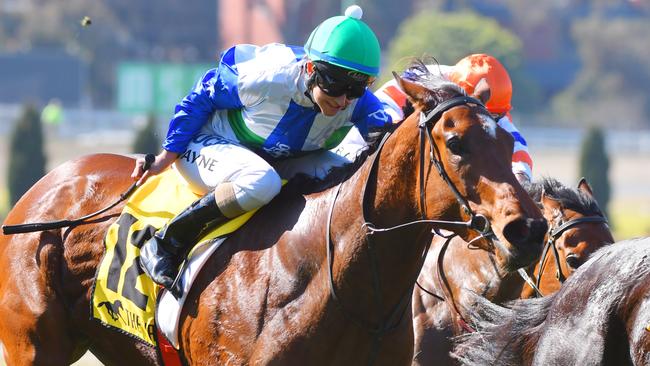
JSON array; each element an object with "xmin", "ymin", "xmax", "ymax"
[
  {"xmin": 0, "ymin": 62, "xmax": 546, "ymax": 365},
  {"xmin": 411, "ymin": 177, "xmax": 613, "ymax": 366},
  {"xmin": 520, "ymin": 177, "xmax": 613, "ymax": 298},
  {"xmin": 454, "ymin": 237, "xmax": 650, "ymax": 366}
]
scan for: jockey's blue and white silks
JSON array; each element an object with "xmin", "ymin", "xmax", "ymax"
[
  {"xmin": 164, "ymin": 43, "xmax": 394, "ymax": 211},
  {"xmin": 164, "ymin": 43, "xmax": 393, "ymax": 160}
]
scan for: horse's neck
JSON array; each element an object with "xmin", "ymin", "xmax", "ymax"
[{"xmin": 328, "ymin": 122, "xmax": 437, "ymax": 320}]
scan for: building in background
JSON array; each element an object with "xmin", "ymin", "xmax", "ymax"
[{"xmin": 219, "ymin": 0, "xmax": 285, "ymax": 47}]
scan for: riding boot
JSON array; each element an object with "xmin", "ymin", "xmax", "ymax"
[{"xmin": 139, "ymin": 191, "xmax": 229, "ymax": 289}]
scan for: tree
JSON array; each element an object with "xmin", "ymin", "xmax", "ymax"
[
  {"xmin": 132, "ymin": 113, "xmax": 161, "ymax": 154},
  {"xmin": 355, "ymin": 0, "xmax": 415, "ymax": 47},
  {"xmin": 383, "ymin": 10, "xmax": 540, "ymax": 112},
  {"xmin": 578, "ymin": 127, "xmax": 610, "ymax": 217},
  {"xmin": 7, "ymin": 104, "xmax": 47, "ymax": 206},
  {"xmin": 552, "ymin": 17, "xmax": 650, "ymax": 129}
]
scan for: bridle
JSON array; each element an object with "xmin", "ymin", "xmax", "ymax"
[
  {"xmin": 360, "ymin": 96, "xmax": 499, "ymax": 239},
  {"xmin": 325, "ymin": 95, "xmax": 500, "ymax": 365},
  {"xmin": 531, "ymin": 214, "xmax": 608, "ymax": 296}
]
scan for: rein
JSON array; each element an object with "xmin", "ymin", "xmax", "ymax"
[
  {"xmin": 2, "ymin": 154, "xmax": 155, "ymax": 235},
  {"xmin": 325, "ymin": 96, "xmax": 496, "ymax": 364},
  {"xmin": 434, "ymin": 234, "xmax": 476, "ymax": 333},
  {"xmin": 533, "ymin": 215, "xmax": 608, "ymax": 295}
]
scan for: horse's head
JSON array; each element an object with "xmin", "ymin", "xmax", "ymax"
[
  {"xmin": 393, "ymin": 61, "xmax": 546, "ymax": 271},
  {"xmin": 538, "ymin": 178, "xmax": 614, "ymax": 274}
]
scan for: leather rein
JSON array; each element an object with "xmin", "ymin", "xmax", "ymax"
[{"xmin": 325, "ymin": 96, "xmax": 498, "ymax": 364}]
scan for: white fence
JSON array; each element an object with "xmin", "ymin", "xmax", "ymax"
[{"xmin": 1, "ymin": 104, "xmax": 650, "ymax": 154}]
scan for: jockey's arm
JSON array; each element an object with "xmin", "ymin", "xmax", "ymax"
[
  {"xmin": 134, "ymin": 48, "xmax": 246, "ymax": 182},
  {"xmin": 352, "ymin": 90, "xmax": 396, "ymax": 144},
  {"xmin": 497, "ymin": 113, "xmax": 533, "ymax": 184},
  {"xmin": 330, "ymin": 90, "xmax": 396, "ymax": 161}
]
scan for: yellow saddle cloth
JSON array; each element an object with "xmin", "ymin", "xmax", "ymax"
[{"xmin": 91, "ymin": 168, "xmax": 257, "ymax": 346}]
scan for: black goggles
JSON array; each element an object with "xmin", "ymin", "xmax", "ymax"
[{"xmin": 313, "ymin": 64, "xmax": 371, "ymax": 99}]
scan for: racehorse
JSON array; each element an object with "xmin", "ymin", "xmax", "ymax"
[
  {"xmin": 454, "ymin": 236, "xmax": 650, "ymax": 366},
  {"xmin": 0, "ymin": 60, "xmax": 546, "ymax": 365},
  {"xmin": 411, "ymin": 177, "xmax": 613, "ymax": 366},
  {"xmin": 520, "ymin": 177, "xmax": 613, "ymax": 298}
]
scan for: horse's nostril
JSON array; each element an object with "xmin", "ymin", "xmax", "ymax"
[
  {"xmin": 503, "ymin": 218, "xmax": 529, "ymax": 246},
  {"xmin": 503, "ymin": 218, "xmax": 548, "ymax": 248},
  {"xmin": 566, "ymin": 254, "xmax": 581, "ymax": 269},
  {"xmin": 531, "ymin": 218, "xmax": 548, "ymax": 243}
]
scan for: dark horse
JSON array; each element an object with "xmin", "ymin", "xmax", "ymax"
[
  {"xmin": 411, "ymin": 177, "xmax": 613, "ymax": 366},
  {"xmin": 0, "ymin": 61, "xmax": 546, "ymax": 365},
  {"xmin": 454, "ymin": 236, "xmax": 650, "ymax": 366}
]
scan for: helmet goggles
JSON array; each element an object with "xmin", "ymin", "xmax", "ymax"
[{"xmin": 313, "ymin": 62, "xmax": 373, "ymax": 99}]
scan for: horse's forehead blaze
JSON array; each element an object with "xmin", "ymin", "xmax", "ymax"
[
  {"xmin": 441, "ymin": 107, "xmax": 496, "ymax": 140},
  {"xmin": 477, "ymin": 114, "xmax": 497, "ymax": 139}
]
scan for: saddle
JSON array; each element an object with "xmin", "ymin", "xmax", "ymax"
[{"xmin": 91, "ymin": 168, "xmax": 258, "ymax": 347}]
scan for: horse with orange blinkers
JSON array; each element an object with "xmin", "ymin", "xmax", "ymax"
[{"xmin": 0, "ymin": 61, "xmax": 546, "ymax": 365}]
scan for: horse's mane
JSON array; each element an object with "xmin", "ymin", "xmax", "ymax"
[
  {"xmin": 452, "ymin": 293, "xmax": 554, "ymax": 366},
  {"xmin": 453, "ymin": 237, "xmax": 650, "ymax": 365},
  {"xmin": 400, "ymin": 58, "xmax": 467, "ymax": 116},
  {"xmin": 523, "ymin": 177, "xmax": 604, "ymax": 217}
]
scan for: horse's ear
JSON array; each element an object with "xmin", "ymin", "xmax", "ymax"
[
  {"xmin": 541, "ymin": 188, "xmax": 562, "ymax": 212},
  {"xmin": 473, "ymin": 78, "xmax": 491, "ymax": 106},
  {"xmin": 393, "ymin": 71, "xmax": 428, "ymax": 109},
  {"xmin": 577, "ymin": 177, "xmax": 594, "ymax": 198}
]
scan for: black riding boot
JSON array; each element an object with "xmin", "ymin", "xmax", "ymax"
[{"xmin": 139, "ymin": 191, "xmax": 228, "ymax": 289}]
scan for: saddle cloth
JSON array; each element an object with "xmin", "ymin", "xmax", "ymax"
[{"xmin": 91, "ymin": 167, "xmax": 258, "ymax": 347}]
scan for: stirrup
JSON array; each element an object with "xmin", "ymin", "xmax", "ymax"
[{"xmin": 168, "ymin": 261, "xmax": 187, "ymax": 300}]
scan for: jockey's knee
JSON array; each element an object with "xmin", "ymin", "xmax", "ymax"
[{"xmin": 231, "ymin": 168, "xmax": 282, "ymax": 212}]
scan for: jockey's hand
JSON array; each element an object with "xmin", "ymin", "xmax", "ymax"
[{"xmin": 131, "ymin": 150, "xmax": 179, "ymax": 185}]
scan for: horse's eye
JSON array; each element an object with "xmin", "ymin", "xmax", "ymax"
[
  {"xmin": 565, "ymin": 254, "xmax": 581, "ymax": 269},
  {"xmin": 446, "ymin": 136, "xmax": 463, "ymax": 155}
]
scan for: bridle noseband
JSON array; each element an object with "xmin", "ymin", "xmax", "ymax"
[
  {"xmin": 417, "ymin": 96, "xmax": 495, "ymax": 240},
  {"xmin": 358, "ymin": 96, "xmax": 498, "ymax": 241}
]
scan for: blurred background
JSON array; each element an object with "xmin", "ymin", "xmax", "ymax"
[
  {"xmin": 0, "ymin": 0, "xmax": 649, "ymax": 364},
  {"xmin": 2, "ymin": 0, "xmax": 649, "ymax": 241}
]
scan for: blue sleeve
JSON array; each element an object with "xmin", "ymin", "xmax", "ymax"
[
  {"xmin": 351, "ymin": 90, "xmax": 393, "ymax": 140},
  {"xmin": 162, "ymin": 47, "xmax": 244, "ymax": 153}
]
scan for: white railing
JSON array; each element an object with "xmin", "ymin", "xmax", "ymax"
[{"xmin": 1, "ymin": 103, "xmax": 649, "ymax": 154}]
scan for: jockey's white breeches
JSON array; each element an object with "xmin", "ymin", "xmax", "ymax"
[{"xmin": 174, "ymin": 132, "xmax": 352, "ymax": 212}]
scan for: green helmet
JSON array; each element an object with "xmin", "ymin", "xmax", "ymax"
[{"xmin": 304, "ymin": 5, "xmax": 381, "ymax": 77}]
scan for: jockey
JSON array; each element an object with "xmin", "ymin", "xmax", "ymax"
[
  {"xmin": 130, "ymin": 5, "xmax": 393, "ymax": 290},
  {"xmin": 337, "ymin": 53, "xmax": 533, "ymax": 184}
]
